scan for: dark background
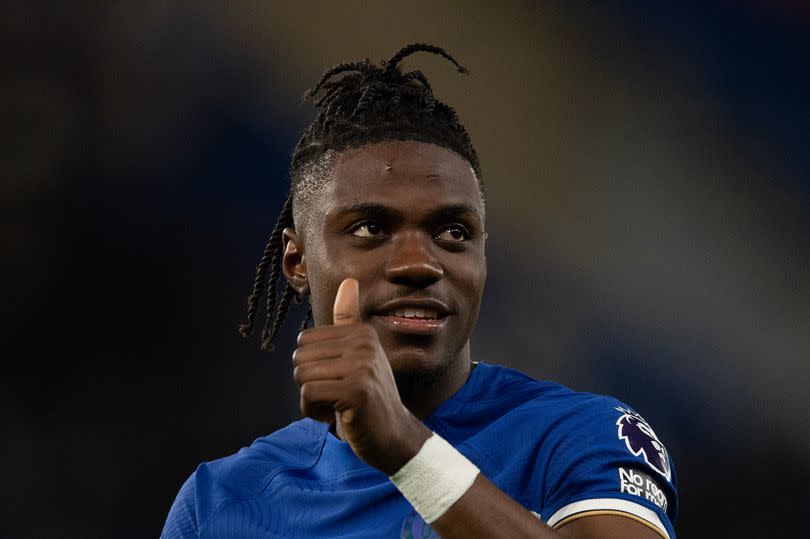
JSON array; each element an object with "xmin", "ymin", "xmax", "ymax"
[{"xmin": 3, "ymin": 2, "xmax": 809, "ymax": 537}]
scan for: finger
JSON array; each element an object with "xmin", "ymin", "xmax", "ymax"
[
  {"xmin": 303, "ymin": 402, "xmax": 335, "ymax": 424},
  {"xmin": 293, "ymin": 357, "xmax": 352, "ymax": 387},
  {"xmin": 297, "ymin": 324, "xmax": 352, "ymax": 346},
  {"xmin": 333, "ymin": 278, "xmax": 360, "ymax": 326},
  {"xmin": 297, "ymin": 322, "xmax": 375, "ymax": 346},
  {"xmin": 300, "ymin": 380, "xmax": 347, "ymax": 422},
  {"xmin": 292, "ymin": 341, "xmax": 343, "ymax": 366}
]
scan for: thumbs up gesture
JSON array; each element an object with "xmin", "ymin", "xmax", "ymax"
[
  {"xmin": 332, "ymin": 277, "xmax": 362, "ymax": 326},
  {"xmin": 293, "ymin": 278, "xmax": 431, "ymax": 475}
]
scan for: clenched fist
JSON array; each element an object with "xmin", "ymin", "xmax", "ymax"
[{"xmin": 292, "ymin": 278, "xmax": 431, "ymax": 475}]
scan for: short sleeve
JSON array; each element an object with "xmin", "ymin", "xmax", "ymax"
[
  {"xmin": 540, "ymin": 398, "xmax": 678, "ymax": 539},
  {"xmin": 161, "ymin": 472, "xmax": 199, "ymax": 539}
]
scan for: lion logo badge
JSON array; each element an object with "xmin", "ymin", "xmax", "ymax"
[{"xmin": 615, "ymin": 407, "xmax": 672, "ymax": 482}]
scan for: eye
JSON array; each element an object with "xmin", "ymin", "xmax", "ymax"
[
  {"xmin": 435, "ymin": 225, "xmax": 471, "ymax": 243},
  {"xmin": 350, "ymin": 221, "xmax": 386, "ymax": 238}
]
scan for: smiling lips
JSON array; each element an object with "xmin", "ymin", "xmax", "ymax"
[
  {"xmin": 390, "ymin": 307, "xmax": 439, "ymax": 319},
  {"xmin": 375, "ymin": 313, "xmax": 447, "ymax": 335},
  {"xmin": 372, "ymin": 304, "xmax": 449, "ymax": 335}
]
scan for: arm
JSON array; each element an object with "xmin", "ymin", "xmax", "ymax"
[
  {"xmin": 432, "ymin": 474, "xmax": 666, "ymax": 539},
  {"xmin": 293, "ymin": 279, "xmax": 670, "ymax": 539},
  {"xmin": 373, "ymin": 414, "xmax": 663, "ymax": 539}
]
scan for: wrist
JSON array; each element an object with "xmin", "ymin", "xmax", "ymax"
[
  {"xmin": 388, "ymin": 431, "xmax": 480, "ymax": 524},
  {"xmin": 380, "ymin": 412, "xmax": 432, "ymax": 476}
]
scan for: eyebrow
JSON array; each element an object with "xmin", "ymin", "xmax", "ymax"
[{"xmin": 333, "ymin": 202, "xmax": 483, "ymax": 223}]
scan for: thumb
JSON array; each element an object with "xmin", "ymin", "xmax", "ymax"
[{"xmin": 333, "ymin": 278, "xmax": 360, "ymax": 326}]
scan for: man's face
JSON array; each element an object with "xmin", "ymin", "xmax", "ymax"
[{"xmin": 287, "ymin": 140, "xmax": 487, "ymax": 377}]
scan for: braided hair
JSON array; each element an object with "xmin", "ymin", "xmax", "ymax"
[{"xmin": 239, "ymin": 43, "xmax": 482, "ymax": 352}]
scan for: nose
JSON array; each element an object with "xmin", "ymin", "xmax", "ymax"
[{"xmin": 384, "ymin": 231, "xmax": 443, "ymax": 287}]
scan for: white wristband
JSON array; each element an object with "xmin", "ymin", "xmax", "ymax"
[{"xmin": 389, "ymin": 432, "xmax": 480, "ymax": 524}]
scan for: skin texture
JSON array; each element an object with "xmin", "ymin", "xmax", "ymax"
[{"xmin": 282, "ymin": 140, "xmax": 666, "ymax": 539}]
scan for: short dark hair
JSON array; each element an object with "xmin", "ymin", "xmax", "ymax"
[{"xmin": 239, "ymin": 43, "xmax": 481, "ymax": 352}]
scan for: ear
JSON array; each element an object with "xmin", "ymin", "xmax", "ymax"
[{"xmin": 282, "ymin": 228, "xmax": 309, "ymax": 296}]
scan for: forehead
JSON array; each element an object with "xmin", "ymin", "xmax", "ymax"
[{"xmin": 322, "ymin": 140, "xmax": 483, "ymax": 218}]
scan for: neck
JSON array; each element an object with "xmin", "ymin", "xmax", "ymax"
[{"xmin": 396, "ymin": 348, "xmax": 475, "ymax": 420}]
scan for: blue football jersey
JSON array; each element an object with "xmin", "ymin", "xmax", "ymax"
[{"xmin": 162, "ymin": 362, "xmax": 678, "ymax": 538}]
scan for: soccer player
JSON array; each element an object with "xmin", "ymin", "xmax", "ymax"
[{"xmin": 162, "ymin": 44, "xmax": 677, "ymax": 538}]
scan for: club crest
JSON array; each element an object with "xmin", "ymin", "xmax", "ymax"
[
  {"xmin": 615, "ymin": 407, "xmax": 671, "ymax": 482},
  {"xmin": 401, "ymin": 510, "xmax": 439, "ymax": 539}
]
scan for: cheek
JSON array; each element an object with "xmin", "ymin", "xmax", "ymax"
[
  {"xmin": 476, "ymin": 256, "xmax": 487, "ymax": 297},
  {"xmin": 306, "ymin": 243, "xmax": 377, "ymax": 325},
  {"xmin": 455, "ymin": 256, "xmax": 487, "ymax": 317},
  {"xmin": 303, "ymin": 245, "xmax": 340, "ymax": 325}
]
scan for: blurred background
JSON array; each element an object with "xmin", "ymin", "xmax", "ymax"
[{"xmin": 3, "ymin": 1, "xmax": 808, "ymax": 537}]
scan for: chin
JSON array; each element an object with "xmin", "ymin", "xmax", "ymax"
[
  {"xmin": 386, "ymin": 342, "xmax": 461, "ymax": 387},
  {"xmin": 387, "ymin": 343, "xmax": 434, "ymax": 363}
]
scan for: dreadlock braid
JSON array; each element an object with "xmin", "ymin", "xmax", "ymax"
[
  {"xmin": 238, "ymin": 195, "xmax": 293, "ymax": 338},
  {"xmin": 402, "ymin": 70, "xmax": 432, "ymax": 92},
  {"xmin": 305, "ymin": 60, "xmax": 371, "ymax": 99},
  {"xmin": 260, "ymin": 284, "xmax": 299, "ymax": 352},
  {"xmin": 384, "ymin": 43, "xmax": 468, "ymax": 75},
  {"xmin": 240, "ymin": 43, "xmax": 482, "ymax": 352},
  {"xmin": 239, "ymin": 194, "xmax": 297, "ymax": 350},
  {"xmin": 258, "ymin": 197, "xmax": 295, "ymax": 344}
]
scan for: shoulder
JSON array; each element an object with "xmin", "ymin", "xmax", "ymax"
[
  {"xmin": 478, "ymin": 364, "xmax": 674, "ymax": 487},
  {"xmin": 446, "ymin": 364, "xmax": 632, "ymax": 478},
  {"xmin": 199, "ymin": 418, "xmax": 326, "ymax": 498},
  {"xmin": 468, "ymin": 362, "xmax": 649, "ymax": 427},
  {"xmin": 461, "ymin": 362, "xmax": 613, "ymax": 421},
  {"xmin": 460, "ymin": 364, "xmax": 678, "ymax": 537},
  {"xmin": 161, "ymin": 419, "xmax": 327, "ymax": 538}
]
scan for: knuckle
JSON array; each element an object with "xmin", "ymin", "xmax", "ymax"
[
  {"xmin": 356, "ymin": 341, "xmax": 375, "ymax": 354},
  {"xmin": 333, "ymin": 312, "xmax": 353, "ymax": 323},
  {"xmin": 349, "ymin": 334, "xmax": 376, "ymax": 354},
  {"xmin": 355, "ymin": 359, "xmax": 375, "ymax": 377}
]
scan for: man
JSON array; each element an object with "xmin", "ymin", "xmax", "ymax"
[{"xmin": 162, "ymin": 44, "xmax": 677, "ymax": 538}]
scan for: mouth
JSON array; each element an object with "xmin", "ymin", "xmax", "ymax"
[{"xmin": 371, "ymin": 298, "xmax": 451, "ymax": 336}]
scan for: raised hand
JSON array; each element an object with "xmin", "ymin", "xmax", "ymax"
[{"xmin": 292, "ymin": 278, "xmax": 431, "ymax": 475}]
